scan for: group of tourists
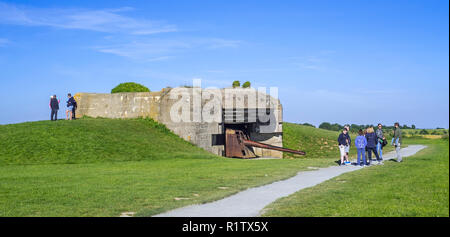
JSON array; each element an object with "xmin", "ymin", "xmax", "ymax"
[
  {"xmin": 49, "ymin": 93, "xmax": 77, "ymax": 121},
  {"xmin": 338, "ymin": 123, "xmax": 403, "ymax": 167}
]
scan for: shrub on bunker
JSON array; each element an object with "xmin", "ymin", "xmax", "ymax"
[{"xmin": 111, "ymin": 82, "xmax": 150, "ymax": 93}]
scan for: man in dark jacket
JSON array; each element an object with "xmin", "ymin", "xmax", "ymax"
[
  {"xmin": 50, "ymin": 95, "xmax": 59, "ymax": 121},
  {"xmin": 338, "ymin": 129, "xmax": 349, "ymax": 166},
  {"xmin": 68, "ymin": 94, "xmax": 77, "ymax": 120},
  {"xmin": 344, "ymin": 125, "xmax": 351, "ymax": 164}
]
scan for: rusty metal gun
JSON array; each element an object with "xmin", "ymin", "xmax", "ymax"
[{"xmin": 225, "ymin": 129, "xmax": 306, "ymax": 158}]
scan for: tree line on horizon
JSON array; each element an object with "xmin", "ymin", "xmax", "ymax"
[{"xmin": 307, "ymin": 122, "xmax": 448, "ymax": 136}]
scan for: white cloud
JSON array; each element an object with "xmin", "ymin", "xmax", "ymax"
[
  {"xmin": 0, "ymin": 2, "xmax": 177, "ymax": 35},
  {"xmin": 0, "ymin": 2, "xmax": 241, "ymax": 62},
  {"xmin": 95, "ymin": 38, "xmax": 241, "ymax": 60},
  {"xmin": 0, "ymin": 38, "xmax": 9, "ymax": 47}
]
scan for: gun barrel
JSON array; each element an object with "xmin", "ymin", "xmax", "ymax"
[{"xmin": 242, "ymin": 139, "xmax": 306, "ymax": 156}]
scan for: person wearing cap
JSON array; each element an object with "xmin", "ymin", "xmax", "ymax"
[
  {"xmin": 343, "ymin": 125, "xmax": 351, "ymax": 164},
  {"xmin": 338, "ymin": 128, "xmax": 349, "ymax": 166}
]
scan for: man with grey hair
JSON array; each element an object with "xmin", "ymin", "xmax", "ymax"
[{"xmin": 391, "ymin": 122, "xmax": 403, "ymax": 162}]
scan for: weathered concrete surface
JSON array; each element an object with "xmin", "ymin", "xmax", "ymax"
[
  {"xmin": 153, "ymin": 145, "xmax": 427, "ymax": 217},
  {"xmin": 74, "ymin": 91, "xmax": 164, "ymax": 121}
]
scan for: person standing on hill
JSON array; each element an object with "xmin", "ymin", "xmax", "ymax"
[
  {"xmin": 355, "ymin": 129, "xmax": 368, "ymax": 166},
  {"xmin": 391, "ymin": 122, "xmax": 403, "ymax": 162},
  {"xmin": 365, "ymin": 126, "xmax": 383, "ymax": 165},
  {"xmin": 376, "ymin": 123, "xmax": 385, "ymax": 159},
  {"xmin": 338, "ymin": 128, "xmax": 349, "ymax": 166},
  {"xmin": 50, "ymin": 95, "xmax": 60, "ymax": 121},
  {"xmin": 70, "ymin": 94, "xmax": 77, "ymax": 120},
  {"xmin": 66, "ymin": 93, "xmax": 75, "ymax": 120}
]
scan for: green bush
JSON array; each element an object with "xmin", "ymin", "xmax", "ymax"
[
  {"xmin": 232, "ymin": 80, "xmax": 241, "ymax": 88},
  {"xmin": 242, "ymin": 81, "xmax": 251, "ymax": 88},
  {"xmin": 111, "ymin": 82, "xmax": 150, "ymax": 93}
]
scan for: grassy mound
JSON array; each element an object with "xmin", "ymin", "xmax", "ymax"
[
  {"xmin": 0, "ymin": 118, "xmax": 215, "ymax": 165},
  {"xmin": 0, "ymin": 118, "xmax": 341, "ymax": 216},
  {"xmin": 283, "ymin": 122, "xmax": 347, "ymax": 159}
]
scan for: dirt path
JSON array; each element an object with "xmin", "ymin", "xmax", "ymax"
[{"xmin": 153, "ymin": 145, "xmax": 427, "ymax": 217}]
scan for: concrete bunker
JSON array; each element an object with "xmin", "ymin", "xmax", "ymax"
[{"xmin": 74, "ymin": 87, "xmax": 304, "ymax": 158}]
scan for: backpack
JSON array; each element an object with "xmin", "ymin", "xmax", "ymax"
[{"xmin": 381, "ymin": 138, "xmax": 387, "ymax": 147}]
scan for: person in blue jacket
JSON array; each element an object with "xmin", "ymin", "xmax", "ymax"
[
  {"xmin": 354, "ymin": 129, "xmax": 368, "ymax": 166},
  {"xmin": 365, "ymin": 126, "xmax": 383, "ymax": 165},
  {"xmin": 66, "ymin": 93, "xmax": 76, "ymax": 120}
]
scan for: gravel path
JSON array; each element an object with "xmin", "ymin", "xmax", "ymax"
[{"xmin": 153, "ymin": 145, "xmax": 427, "ymax": 217}]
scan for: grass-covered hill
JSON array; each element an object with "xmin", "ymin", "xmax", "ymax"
[
  {"xmin": 0, "ymin": 118, "xmax": 216, "ymax": 165},
  {"xmin": 0, "ymin": 119, "xmax": 391, "ymax": 166},
  {"xmin": 1, "ymin": 118, "xmax": 342, "ymax": 217},
  {"xmin": 282, "ymin": 122, "xmax": 344, "ymax": 159},
  {"xmin": 0, "ymin": 118, "xmax": 439, "ymax": 217}
]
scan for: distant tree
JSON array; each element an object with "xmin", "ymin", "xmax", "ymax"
[
  {"xmin": 431, "ymin": 130, "xmax": 439, "ymax": 135},
  {"xmin": 419, "ymin": 129, "xmax": 429, "ymax": 135},
  {"xmin": 411, "ymin": 124, "xmax": 416, "ymax": 129},
  {"xmin": 330, "ymin": 123, "xmax": 343, "ymax": 131},
  {"xmin": 232, "ymin": 81, "xmax": 241, "ymax": 88},
  {"xmin": 319, "ymin": 122, "xmax": 332, "ymax": 130},
  {"xmin": 242, "ymin": 81, "xmax": 251, "ymax": 88}
]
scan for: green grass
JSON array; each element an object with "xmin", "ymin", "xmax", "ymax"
[
  {"xmin": 2, "ymin": 120, "xmax": 444, "ymax": 217},
  {"xmin": 282, "ymin": 122, "xmax": 394, "ymax": 159},
  {"xmin": 0, "ymin": 118, "xmax": 215, "ymax": 165},
  {"xmin": 0, "ymin": 119, "xmax": 340, "ymax": 216},
  {"xmin": 262, "ymin": 138, "xmax": 449, "ymax": 217}
]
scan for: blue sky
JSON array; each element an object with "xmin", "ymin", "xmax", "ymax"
[{"xmin": 0, "ymin": 0, "xmax": 448, "ymax": 128}]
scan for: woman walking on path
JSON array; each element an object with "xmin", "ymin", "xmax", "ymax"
[
  {"xmin": 365, "ymin": 126, "xmax": 383, "ymax": 165},
  {"xmin": 376, "ymin": 123, "xmax": 385, "ymax": 159},
  {"xmin": 391, "ymin": 122, "xmax": 403, "ymax": 162},
  {"xmin": 338, "ymin": 128, "xmax": 349, "ymax": 166},
  {"xmin": 355, "ymin": 129, "xmax": 368, "ymax": 166}
]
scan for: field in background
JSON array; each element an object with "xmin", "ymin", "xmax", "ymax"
[{"xmin": 402, "ymin": 128, "xmax": 448, "ymax": 139}]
